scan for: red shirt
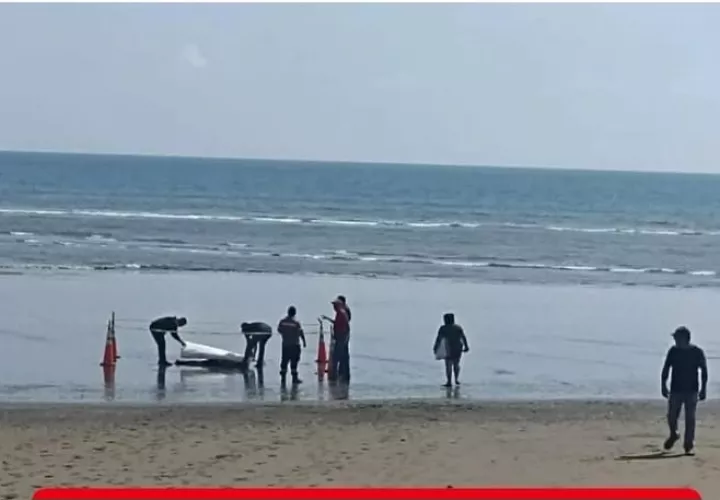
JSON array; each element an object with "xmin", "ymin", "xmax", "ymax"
[{"xmin": 333, "ymin": 309, "xmax": 350, "ymax": 337}]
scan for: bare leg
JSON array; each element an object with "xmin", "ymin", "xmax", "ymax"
[
  {"xmin": 443, "ymin": 359, "xmax": 452, "ymax": 387},
  {"xmin": 453, "ymin": 360, "xmax": 461, "ymax": 385}
]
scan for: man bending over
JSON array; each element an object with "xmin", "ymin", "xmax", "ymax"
[{"xmin": 149, "ymin": 316, "xmax": 187, "ymax": 367}]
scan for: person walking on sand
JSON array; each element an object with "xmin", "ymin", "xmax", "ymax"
[
  {"xmin": 433, "ymin": 313, "xmax": 469, "ymax": 387},
  {"xmin": 277, "ymin": 306, "xmax": 307, "ymax": 386},
  {"xmin": 149, "ymin": 316, "xmax": 187, "ymax": 366},
  {"xmin": 661, "ymin": 326, "xmax": 708, "ymax": 455}
]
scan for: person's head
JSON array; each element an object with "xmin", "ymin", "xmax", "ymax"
[
  {"xmin": 443, "ymin": 313, "xmax": 455, "ymax": 326},
  {"xmin": 178, "ymin": 317, "xmax": 188, "ymax": 327},
  {"xmin": 337, "ymin": 295, "xmax": 347, "ymax": 305},
  {"xmin": 332, "ymin": 299, "xmax": 343, "ymax": 312},
  {"xmin": 287, "ymin": 306, "xmax": 297, "ymax": 318},
  {"xmin": 672, "ymin": 326, "xmax": 691, "ymax": 347}
]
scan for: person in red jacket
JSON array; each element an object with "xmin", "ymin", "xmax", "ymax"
[
  {"xmin": 337, "ymin": 295, "xmax": 352, "ymax": 322},
  {"xmin": 323, "ymin": 299, "xmax": 351, "ymax": 383}
]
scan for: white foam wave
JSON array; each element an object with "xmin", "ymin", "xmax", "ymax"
[
  {"xmin": 1, "ymin": 255, "xmax": 717, "ymax": 280},
  {"xmin": 2, "ymin": 207, "xmax": 720, "ymax": 238}
]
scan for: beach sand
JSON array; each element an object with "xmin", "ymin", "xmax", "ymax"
[{"xmin": 2, "ymin": 401, "xmax": 719, "ymax": 498}]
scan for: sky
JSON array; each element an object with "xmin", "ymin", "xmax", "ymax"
[{"xmin": 0, "ymin": 3, "xmax": 719, "ymax": 173}]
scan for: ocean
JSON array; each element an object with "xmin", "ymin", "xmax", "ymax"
[
  {"xmin": 1, "ymin": 151, "xmax": 718, "ymax": 403},
  {"xmin": 3, "ymin": 151, "xmax": 720, "ymax": 289}
]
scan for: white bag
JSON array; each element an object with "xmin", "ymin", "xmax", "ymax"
[{"xmin": 434, "ymin": 338, "xmax": 447, "ymax": 360}]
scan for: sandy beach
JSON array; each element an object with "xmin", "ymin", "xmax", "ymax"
[{"xmin": 2, "ymin": 400, "xmax": 718, "ymax": 498}]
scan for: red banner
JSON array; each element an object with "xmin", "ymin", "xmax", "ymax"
[{"xmin": 32, "ymin": 487, "xmax": 701, "ymax": 500}]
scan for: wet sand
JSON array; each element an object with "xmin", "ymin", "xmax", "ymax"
[
  {"xmin": 2, "ymin": 400, "xmax": 719, "ymax": 498},
  {"xmin": 1, "ymin": 270, "xmax": 719, "ymax": 402}
]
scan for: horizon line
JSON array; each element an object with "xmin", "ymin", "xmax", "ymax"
[{"xmin": 0, "ymin": 148, "xmax": 716, "ymax": 176}]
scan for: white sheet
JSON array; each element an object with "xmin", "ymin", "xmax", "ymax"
[
  {"xmin": 434, "ymin": 338, "xmax": 448, "ymax": 360},
  {"xmin": 180, "ymin": 341, "xmax": 245, "ymax": 362}
]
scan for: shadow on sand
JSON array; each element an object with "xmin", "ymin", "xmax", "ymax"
[{"xmin": 615, "ymin": 450, "xmax": 687, "ymax": 461}]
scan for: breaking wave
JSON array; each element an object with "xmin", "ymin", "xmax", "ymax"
[{"xmin": 1, "ymin": 207, "xmax": 718, "ymax": 237}]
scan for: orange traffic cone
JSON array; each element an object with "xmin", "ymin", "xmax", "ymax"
[
  {"xmin": 317, "ymin": 333, "xmax": 327, "ymax": 378},
  {"xmin": 110, "ymin": 312, "xmax": 120, "ymax": 361},
  {"xmin": 100, "ymin": 316, "xmax": 116, "ymax": 367},
  {"xmin": 317, "ymin": 332, "xmax": 328, "ymax": 365}
]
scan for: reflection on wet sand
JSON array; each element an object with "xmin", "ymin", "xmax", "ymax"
[
  {"xmin": 98, "ymin": 359, "xmax": 369, "ymax": 404},
  {"xmin": 155, "ymin": 366, "xmax": 355, "ymax": 403},
  {"xmin": 280, "ymin": 384, "xmax": 300, "ymax": 401},
  {"xmin": 155, "ymin": 365, "xmax": 167, "ymax": 401},
  {"xmin": 102, "ymin": 365, "xmax": 116, "ymax": 402},
  {"xmin": 445, "ymin": 385, "xmax": 461, "ymax": 400}
]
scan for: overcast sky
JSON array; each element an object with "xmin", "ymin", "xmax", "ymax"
[{"xmin": 0, "ymin": 3, "xmax": 719, "ymax": 172}]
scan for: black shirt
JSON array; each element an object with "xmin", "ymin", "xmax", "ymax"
[
  {"xmin": 278, "ymin": 317, "xmax": 304, "ymax": 346},
  {"xmin": 150, "ymin": 316, "xmax": 180, "ymax": 332},
  {"xmin": 241, "ymin": 322, "xmax": 272, "ymax": 335},
  {"xmin": 664, "ymin": 345, "xmax": 706, "ymax": 392}
]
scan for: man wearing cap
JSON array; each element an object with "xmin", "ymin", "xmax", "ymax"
[
  {"xmin": 661, "ymin": 326, "xmax": 708, "ymax": 455},
  {"xmin": 323, "ymin": 299, "xmax": 351, "ymax": 383}
]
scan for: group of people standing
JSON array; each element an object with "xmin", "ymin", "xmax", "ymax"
[
  {"xmin": 148, "ymin": 307, "xmax": 711, "ymax": 456},
  {"xmin": 147, "ymin": 294, "xmax": 353, "ymax": 386}
]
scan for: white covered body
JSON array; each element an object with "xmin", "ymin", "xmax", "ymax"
[{"xmin": 180, "ymin": 341, "xmax": 244, "ymax": 362}]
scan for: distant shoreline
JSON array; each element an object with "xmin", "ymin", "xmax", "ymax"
[
  {"xmin": 1, "ymin": 148, "xmax": 717, "ymax": 176},
  {"xmin": 4, "ymin": 266, "xmax": 720, "ymax": 295}
]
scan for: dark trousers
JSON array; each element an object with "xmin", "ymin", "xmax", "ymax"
[
  {"xmin": 668, "ymin": 391, "xmax": 698, "ymax": 447},
  {"xmin": 329, "ymin": 337, "xmax": 350, "ymax": 382},
  {"xmin": 280, "ymin": 344, "xmax": 301, "ymax": 378},
  {"xmin": 150, "ymin": 329, "xmax": 167, "ymax": 365},
  {"xmin": 243, "ymin": 334, "xmax": 270, "ymax": 365}
]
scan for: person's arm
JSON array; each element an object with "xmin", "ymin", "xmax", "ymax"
[
  {"xmin": 699, "ymin": 348, "xmax": 708, "ymax": 400},
  {"xmin": 299, "ymin": 325, "xmax": 307, "ymax": 348},
  {"xmin": 661, "ymin": 348, "xmax": 673, "ymax": 398},
  {"xmin": 322, "ymin": 315, "xmax": 335, "ymax": 324},
  {"xmin": 459, "ymin": 326, "xmax": 470, "ymax": 352},
  {"xmin": 170, "ymin": 318, "xmax": 186, "ymax": 347},
  {"xmin": 170, "ymin": 330, "xmax": 185, "ymax": 347}
]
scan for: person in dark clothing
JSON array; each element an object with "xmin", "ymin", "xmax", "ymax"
[
  {"xmin": 149, "ymin": 316, "xmax": 187, "ymax": 366},
  {"xmin": 661, "ymin": 326, "xmax": 708, "ymax": 455},
  {"xmin": 433, "ymin": 313, "xmax": 469, "ymax": 387},
  {"xmin": 241, "ymin": 322, "xmax": 272, "ymax": 368},
  {"xmin": 323, "ymin": 299, "xmax": 351, "ymax": 383},
  {"xmin": 277, "ymin": 306, "xmax": 307, "ymax": 386}
]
